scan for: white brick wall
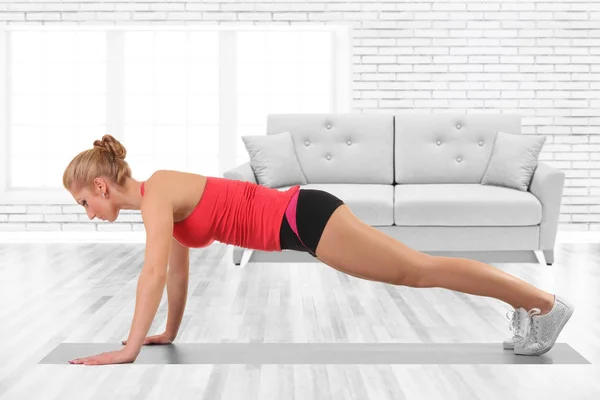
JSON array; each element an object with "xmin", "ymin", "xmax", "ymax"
[{"xmin": 1, "ymin": 1, "xmax": 599, "ymax": 233}]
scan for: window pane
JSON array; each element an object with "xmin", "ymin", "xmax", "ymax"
[
  {"xmin": 74, "ymin": 126, "xmax": 105, "ymax": 151},
  {"xmin": 266, "ymin": 95, "xmax": 298, "ymax": 114},
  {"xmin": 155, "ymin": 31, "xmax": 186, "ymax": 63},
  {"xmin": 46, "ymin": 61, "xmax": 76, "ymax": 94},
  {"xmin": 75, "ymin": 32, "xmax": 106, "ymax": 63},
  {"xmin": 237, "ymin": 62, "xmax": 266, "ymax": 94},
  {"xmin": 266, "ymin": 31, "xmax": 298, "ymax": 62},
  {"xmin": 10, "ymin": 31, "xmax": 43, "ymax": 65},
  {"xmin": 127, "ymin": 155, "xmax": 154, "ymax": 179},
  {"xmin": 124, "ymin": 62, "xmax": 153, "ymax": 95},
  {"xmin": 124, "ymin": 125, "xmax": 154, "ymax": 156},
  {"xmin": 189, "ymin": 95, "xmax": 219, "ymax": 125},
  {"xmin": 10, "ymin": 156, "xmax": 42, "ymax": 188},
  {"xmin": 155, "ymin": 61, "xmax": 186, "ymax": 94},
  {"xmin": 301, "ymin": 62, "xmax": 331, "ymax": 94},
  {"xmin": 300, "ymin": 31, "xmax": 332, "ymax": 61},
  {"xmin": 11, "ymin": 62, "xmax": 42, "ymax": 94},
  {"xmin": 299, "ymin": 94, "xmax": 330, "ymax": 112},
  {"xmin": 76, "ymin": 94, "xmax": 105, "ymax": 126},
  {"xmin": 45, "ymin": 31, "xmax": 75, "ymax": 63},
  {"xmin": 154, "ymin": 125, "xmax": 186, "ymax": 155},
  {"xmin": 267, "ymin": 62, "xmax": 298, "ymax": 94},
  {"xmin": 189, "ymin": 61, "xmax": 219, "ymax": 94},
  {"xmin": 46, "ymin": 154, "xmax": 71, "ymax": 187},
  {"xmin": 124, "ymin": 94, "xmax": 153, "ymax": 125},
  {"xmin": 155, "ymin": 94, "xmax": 186, "ymax": 124},
  {"xmin": 124, "ymin": 31, "xmax": 154, "ymax": 62},
  {"xmin": 46, "ymin": 125, "xmax": 75, "ymax": 155},
  {"xmin": 10, "ymin": 125, "xmax": 43, "ymax": 155},
  {"xmin": 45, "ymin": 94, "xmax": 76, "ymax": 125},
  {"xmin": 188, "ymin": 125, "xmax": 218, "ymax": 155},
  {"xmin": 189, "ymin": 32, "xmax": 219, "ymax": 63},
  {"xmin": 237, "ymin": 31, "xmax": 265, "ymax": 62},
  {"xmin": 76, "ymin": 62, "xmax": 106, "ymax": 94},
  {"xmin": 11, "ymin": 94, "xmax": 42, "ymax": 125},
  {"xmin": 237, "ymin": 94, "xmax": 266, "ymax": 125}
]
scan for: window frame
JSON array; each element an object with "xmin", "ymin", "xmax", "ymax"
[{"xmin": 0, "ymin": 25, "xmax": 352, "ymax": 205}]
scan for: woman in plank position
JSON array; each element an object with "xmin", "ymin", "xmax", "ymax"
[{"xmin": 64, "ymin": 135, "xmax": 574, "ymax": 365}]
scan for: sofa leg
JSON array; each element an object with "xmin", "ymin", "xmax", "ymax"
[
  {"xmin": 543, "ymin": 249, "xmax": 554, "ymax": 266},
  {"xmin": 233, "ymin": 247, "xmax": 244, "ymax": 266}
]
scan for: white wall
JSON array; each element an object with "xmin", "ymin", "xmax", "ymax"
[{"xmin": 0, "ymin": 1, "xmax": 599, "ymax": 234}]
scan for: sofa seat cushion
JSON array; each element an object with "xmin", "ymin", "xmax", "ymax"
[
  {"xmin": 394, "ymin": 184, "xmax": 542, "ymax": 226},
  {"xmin": 279, "ymin": 183, "xmax": 395, "ymax": 226}
]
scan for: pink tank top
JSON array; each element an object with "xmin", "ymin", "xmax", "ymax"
[{"xmin": 140, "ymin": 177, "xmax": 301, "ymax": 251}]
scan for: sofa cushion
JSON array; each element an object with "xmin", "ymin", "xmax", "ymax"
[
  {"xmin": 267, "ymin": 114, "xmax": 394, "ymax": 184},
  {"xmin": 394, "ymin": 113, "xmax": 522, "ymax": 184},
  {"xmin": 394, "ymin": 184, "xmax": 542, "ymax": 226}
]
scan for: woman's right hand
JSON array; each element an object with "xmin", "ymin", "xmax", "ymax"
[{"xmin": 122, "ymin": 332, "xmax": 174, "ymax": 346}]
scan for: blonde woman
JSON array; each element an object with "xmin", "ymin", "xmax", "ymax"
[{"xmin": 64, "ymin": 135, "xmax": 574, "ymax": 366}]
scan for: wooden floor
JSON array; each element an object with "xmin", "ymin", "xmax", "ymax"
[{"xmin": 0, "ymin": 241, "xmax": 598, "ymax": 399}]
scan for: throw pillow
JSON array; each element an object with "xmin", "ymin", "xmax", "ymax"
[
  {"xmin": 481, "ymin": 131, "xmax": 547, "ymax": 191},
  {"xmin": 241, "ymin": 131, "xmax": 308, "ymax": 188}
]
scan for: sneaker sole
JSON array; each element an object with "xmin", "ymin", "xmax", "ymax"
[
  {"xmin": 503, "ymin": 337, "xmax": 526, "ymax": 350},
  {"xmin": 514, "ymin": 301, "xmax": 575, "ymax": 356},
  {"xmin": 503, "ymin": 341, "xmax": 518, "ymax": 350}
]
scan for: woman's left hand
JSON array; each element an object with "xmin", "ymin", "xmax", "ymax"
[{"xmin": 69, "ymin": 349, "xmax": 137, "ymax": 366}]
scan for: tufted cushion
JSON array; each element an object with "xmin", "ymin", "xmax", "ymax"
[
  {"xmin": 267, "ymin": 114, "xmax": 394, "ymax": 184},
  {"xmin": 394, "ymin": 114, "xmax": 522, "ymax": 184},
  {"xmin": 241, "ymin": 131, "xmax": 307, "ymax": 188},
  {"xmin": 481, "ymin": 131, "xmax": 547, "ymax": 191}
]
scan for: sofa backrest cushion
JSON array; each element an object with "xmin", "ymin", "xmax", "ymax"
[
  {"xmin": 394, "ymin": 114, "xmax": 522, "ymax": 184},
  {"xmin": 267, "ymin": 114, "xmax": 394, "ymax": 184}
]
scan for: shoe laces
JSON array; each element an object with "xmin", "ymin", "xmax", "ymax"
[
  {"xmin": 506, "ymin": 310, "xmax": 521, "ymax": 334},
  {"xmin": 506, "ymin": 309, "xmax": 528, "ymax": 337},
  {"xmin": 524, "ymin": 308, "xmax": 542, "ymax": 345}
]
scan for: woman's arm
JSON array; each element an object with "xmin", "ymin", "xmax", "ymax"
[{"xmin": 165, "ymin": 238, "xmax": 190, "ymax": 339}]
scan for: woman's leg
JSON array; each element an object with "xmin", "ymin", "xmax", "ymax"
[
  {"xmin": 419, "ymin": 255, "xmax": 555, "ymax": 315},
  {"xmin": 314, "ymin": 205, "xmax": 555, "ymax": 315}
]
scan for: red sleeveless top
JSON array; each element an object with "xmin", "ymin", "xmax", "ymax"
[{"xmin": 140, "ymin": 176, "xmax": 301, "ymax": 252}]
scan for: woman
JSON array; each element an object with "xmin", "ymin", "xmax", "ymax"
[{"xmin": 64, "ymin": 135, "xmax": 574, "ymax": 365}]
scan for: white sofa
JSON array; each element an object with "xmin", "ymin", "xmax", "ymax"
[{"xmin": 223, "ymin": 113, "xmax": 565, "ymax": 267}]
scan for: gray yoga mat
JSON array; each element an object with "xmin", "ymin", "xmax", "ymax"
[{"xmin": 40, "ymin": 343, "xmax": 589, "ymax": 365}]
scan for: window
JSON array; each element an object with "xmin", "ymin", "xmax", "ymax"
[{"xmin": 0, "ymin": 26, "xmax": 351, "ymax": 205}]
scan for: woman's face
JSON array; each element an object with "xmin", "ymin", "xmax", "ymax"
[{"xmin": 71, "ymin": 183, "xmax": 116, "ymax": 222}]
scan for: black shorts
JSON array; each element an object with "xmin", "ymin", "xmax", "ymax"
[{"xmin": 279, "ymin": 189, "xmax": 345, "ymax": 257}]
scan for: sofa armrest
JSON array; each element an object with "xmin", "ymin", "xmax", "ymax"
[
  {"xmin": 528, "ymin": 162, "xmax": 565, "ymax": 251},
  {"xmin": 223, "ymin": 161, "xmax": 257, "ymax": 184}
]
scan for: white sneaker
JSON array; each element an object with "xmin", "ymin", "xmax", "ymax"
[
  {"xmin": 502, "ymin": 307, "xmax": 529, "ymax": 350},
  {"xmin": 514, "ymin": 294, "xmax": 575, "ymax": 356}
]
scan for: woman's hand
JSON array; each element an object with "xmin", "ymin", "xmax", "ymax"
[
  {"xmin": 69, "ymin": 349, "xmax": 136, "ymax": 366},
  {"xmin": 68, "ymin": 332, "xmax": 174, "ymax": 366},
  {"xmin": 122, "ymin": 331, "xmax": 174, "ymax": 346}
]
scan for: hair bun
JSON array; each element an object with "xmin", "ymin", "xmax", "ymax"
[{"xmin": 93, "ymin": 134, "xmax": 126, "ymax": 160}]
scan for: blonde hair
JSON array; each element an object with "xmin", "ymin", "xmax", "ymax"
[{"xmin": 63, "ymin": 134, "xmax": 132, "ymax": 192}]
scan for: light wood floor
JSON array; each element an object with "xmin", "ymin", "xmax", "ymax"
[{"xmin": 0, "ymin": 241, "xmax": 599, "ymax": 400}]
